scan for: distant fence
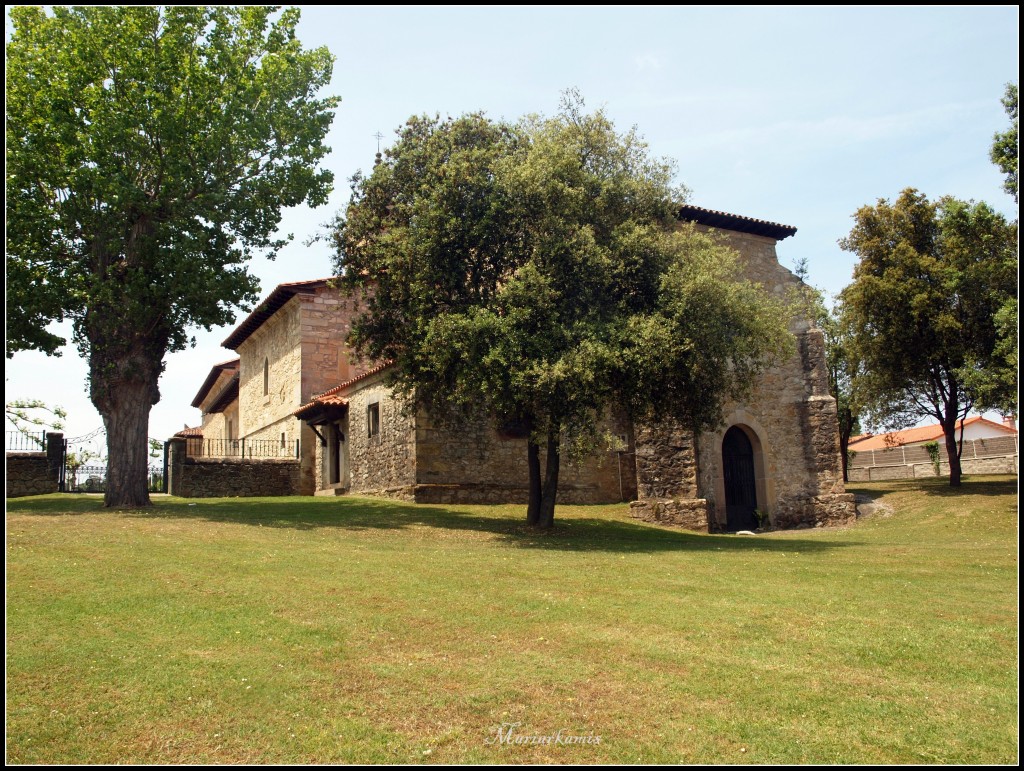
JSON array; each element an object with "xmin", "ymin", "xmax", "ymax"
[
  {"xmin": 848, "ymin": 435, "xmax": 1018, "ymax": 481},
  {"xmin": 62, "ymin": 465, "xmax": 165, "ymax": 493},
  {"xmin": 5, "ymin": 430, "xmax": 47, "ymax": 452},
  {"xmin": 65, "ymin": 464, "xmax": 108, "ymax": 493},
  {"xmin": 185, "ymin": 437, "xmax": 300, "ymax": 459}
]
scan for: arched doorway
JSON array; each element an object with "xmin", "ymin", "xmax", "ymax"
[{"xmin": 722, "ymin": 426, "xmax": 758, "ymax": 531}]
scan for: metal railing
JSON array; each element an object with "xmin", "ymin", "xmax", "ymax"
[
  {"xmin": 66, "ymin": 464, "xmax": 108, "ymax": 492},
  {"xmin": 62, "ymin": 466, "xmax": 164, "ymax": 493},
  {"xmin": 185, "ymin": 437, "xmax": 300, "ymax": 459},
  {"xmin": 5, "ymin": 430, "xmax": 47, "ymax": 452}
]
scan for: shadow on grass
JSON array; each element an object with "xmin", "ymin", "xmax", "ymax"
[
  {"xmin": 847, "ymin": 476, "xmax": 1017, "ymax": 500},
  {"xmin": 7, "ymin": 493, "xmax": 856, "ymax": 555}
]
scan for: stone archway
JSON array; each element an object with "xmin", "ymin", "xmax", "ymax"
[{"xmin": 722, "ymin": 426, "xmax": 759, "ymax": 530}]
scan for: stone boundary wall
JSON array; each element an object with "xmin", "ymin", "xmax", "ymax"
[
  {"xmin": 5, "ymin": 452, "xmax": 59, "ymax": 498},
  {"xmin": 848, "ymin": 436, "xmax": 1017, "ymax": 469},
  {"xmin": 847, "ymin": 454, "xmax": 1018, "ymax": 482},
  {"xmin": 166, "ymin": 439, "xmax": 300, "ymax": 497}
]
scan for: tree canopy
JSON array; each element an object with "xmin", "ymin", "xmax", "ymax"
[
  {"xmin": 990, "ymin": 83, "xmax": 1018, "ymax": 203},
  {"xmin": 839, "ymin": 188, "xmax": 1017, "ymax": 486},
  {"xmin": 333, "ymin": 96, "xmax": 792, "ymax": 526},
  {"xmin": 6, "ymin": 6, "xmax": 338, "ymax": 505}
]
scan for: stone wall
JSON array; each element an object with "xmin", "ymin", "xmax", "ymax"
[
  {"xmin": 413, "ymin": 406, "xmax": 635, "ymax": 505},
  {"xmin": 5, "ymin": 452, "xmax": 59, "ymax": 497},
  {"xmin": 629, "ymin": 421, "xmax": 708, "ymax": 528},
  {"xmin": 698, "ymin": 227, "xmax": 810, "ymax": 306},
  {"xmin": 847, "ymin": 454, "xmax": 1018, "ymax": 482},
  {"xmin": 200, "ymin": 401, "xmax": 239, "ymax": 442},
  {"xmin": 310, "ymin": 374, "xmax": 637, "ymax": 505},
  {"xmin": 298, "ymin": 285, "xmax": 373, "ymax": 399},
  {"xmin": 237, "ymin": 297, "xmax": 303, "ymax": 440},
  {"xmin": 631, "ymin": 226, "xmax": 855, "ymax": 531},
  {"xmin": 232, "ymin": 286, "xmax": 375, "ymax": 495},
  {"xmin": 196, "ymin": 366, "xmax": 239, "ymax": 441},
  {"xmin": 166, "ymin": 439, "xmax": 300, "ymax": 498},
  {"xmin": 693, "ymin": 329, "xmax": 853, "ymax": 530},
  {"xmin": 344, "ymin": 377, "xmax": 417, "ymax": 498},
  {"xmin": 634, "ymin": 421, "xmax": 699, "ymax": 499}
]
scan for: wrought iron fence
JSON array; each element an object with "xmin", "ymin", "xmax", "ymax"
[
  {"xmin": 66, "ymin": 464, "xmax": 108, "ymax": 492},
  {"xmin": 62, "ymin": 465, "xmax": 165, "ymax": 493},
  {"xmin": 5, "ymin": 430, "xmax": 47, "ymax": 452},
  {"xmin": 185, "ymin": 437, "xmax": 300, "ymax": 459}
]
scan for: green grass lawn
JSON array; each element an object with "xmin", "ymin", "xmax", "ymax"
[{"xmin": 5, "ymin": 476, "xmax": 1018, "ymax": 764}]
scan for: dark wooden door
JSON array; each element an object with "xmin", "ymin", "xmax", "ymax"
[
  {"xmin": 330, "ymin": 426, "xmax": 342, "ymax": 485},
  {"xmin": 723, "ymin": 427, "xmax": 758, "ymax": 531}
]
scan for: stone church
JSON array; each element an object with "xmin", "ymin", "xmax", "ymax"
[{"xmin": 179, "ymin": 205, "xmax": 855, "ymax": 531}]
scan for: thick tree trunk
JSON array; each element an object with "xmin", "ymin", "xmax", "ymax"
[
  {"xmin": 942, "ymin": 423, "xmax": 963, "ymax": 488},
  {"xmin": 90, "ymin": 348, "xmax": 163, "ymax": 508},
  {"xmin": 940, "ymin": 381, "xmax": 964, "ymax": 488},
  {"xmin": 526, "ymin": 440, "xmax": 542, "ymax": 526},
  {"xmin": 537, "ymin": 428, "xmax": 561, "ymax": 529}
]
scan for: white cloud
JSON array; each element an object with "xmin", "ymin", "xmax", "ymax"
[{"xmin": 681, "ymin": 100, "xmax": 991, "ymax": 155}]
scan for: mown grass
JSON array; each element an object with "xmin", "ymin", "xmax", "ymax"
[{"xmin": 5, "ymin": 476, "xmax": 1018, "ymax": 763}]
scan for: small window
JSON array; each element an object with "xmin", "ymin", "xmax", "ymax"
[
  {"xmin": 281, "ymin": 432, "xmax": 287, "ymax": 449},
  {"xmin": 226, "ymin": 419, "xmax": 233, "ymax": 441},
  {"xmin": 263, "ymin": 358, "xmax": 269, "ymax": 396},
  {"xmin": 367, "ymin": 402, "xmax": 380, "ymax": 438}
]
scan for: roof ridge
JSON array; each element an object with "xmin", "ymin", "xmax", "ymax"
[
  {"xmin": 677, "ymin": 204, "xmax": 797, "ymax": 240},
  {"xmin": 312, "ymin": 361, "xmax": 394, "ymax": 400}
]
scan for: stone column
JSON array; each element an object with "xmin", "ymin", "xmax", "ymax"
[{"xmin": 166, "ymin": 437, "xmax": 186, "ymax": 496}]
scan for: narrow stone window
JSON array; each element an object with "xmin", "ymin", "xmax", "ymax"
[
  {"xmin": 281, "ymin": 432, "xmax": 286, "ymax": 449},
  {"xmin": 367, "ymin": 402, "xmax": 380, "ymax": 438},
  {"xmin": 263, "ymin": 358, "xmax": 269, "ymax": 396}
]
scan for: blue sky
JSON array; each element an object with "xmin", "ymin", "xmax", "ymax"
[{"xmin": 5, "ymin": 6, "xmax": 1019, "ymax": 444}]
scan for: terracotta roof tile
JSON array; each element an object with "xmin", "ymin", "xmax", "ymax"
[
  {"xmin": 848, "ymin": 416, "xmax": 1016, "ymax": 451},
  {"xmin": 677, "ymin": 205, "xmax": 797, "ymax": 240},
  {"xmin": 293, "ymin": 361, "xmax": 393, "ymax": 418}
]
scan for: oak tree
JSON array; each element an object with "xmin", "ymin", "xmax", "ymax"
[
  {"xmin": 990, "ymin": 83, "xmax": 1018, "ymax": 203},
  {"xmin": 6, "ymin": 6, "xmax": 338, "ymax": 506},
  {"xmin": 839, "ymin": 189, "xmax": 1017, "ymax": 486},
  {"xmin": 333, "ymin": 97, "xmax": 792, "ymax": 526}
]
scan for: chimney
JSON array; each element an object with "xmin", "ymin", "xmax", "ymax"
[{"xmin": 1002, "ymin": 415, "xmax": 1016, "ymax": 431}]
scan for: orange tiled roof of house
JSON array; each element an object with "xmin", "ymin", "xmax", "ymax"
[
  {"xmin": 174, "ymin": 426, "xmax": 203, "ymax": 438},
  {"xmin": 292, "ymin": 361, "xmax": 393, "ymax": 420},
  {"xmin": 848, "ymin": 416, "xmax": 1016, "ymax": 451}
]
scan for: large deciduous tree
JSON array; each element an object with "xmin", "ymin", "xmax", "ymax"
[
  {"xmin": 6, "ymin": 6, "xmax": 338, "ymax": 506},
  {"xmin": 991, "ymin": 83, "xmax": 1018, "ymax": 203},
  {"xmin": 839, "ymin": 189, "xmax": 1017, "ymax": 487},
  {"xmin": 980, "ymin": 82, "xmax": 1019, "ymax": 416},
  {"xmin": 333, "ymin": 96, "xmax": 792, "ymax": 527}
]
